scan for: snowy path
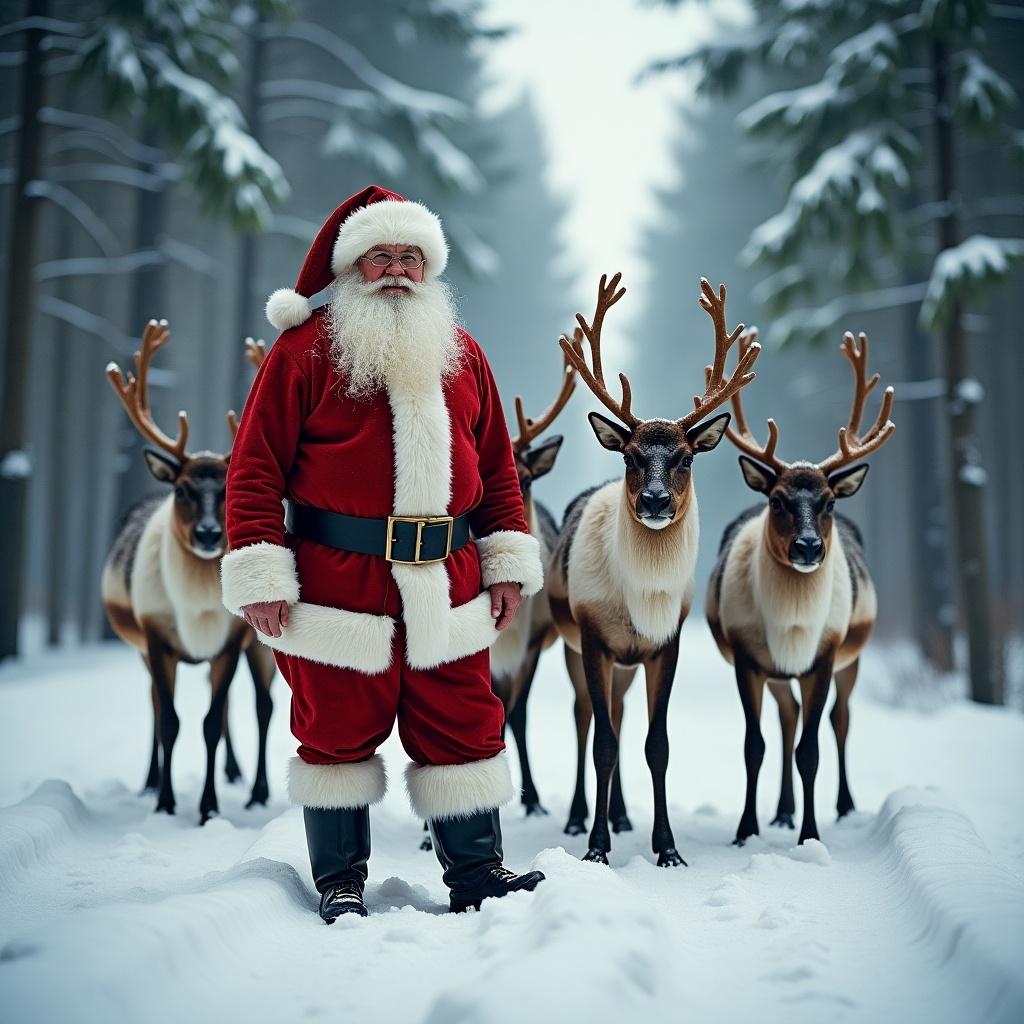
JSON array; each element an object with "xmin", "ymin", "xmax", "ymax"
[{"xmin": 1, "ymin": 628, "xmax": 1022, "ymax": 1024}]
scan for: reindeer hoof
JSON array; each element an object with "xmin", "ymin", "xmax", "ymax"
[
  {"xmin": 770, "ymin": 813, "xmax": 795, "ymax": 829},
  {"xmin": 564, "ymin": 818, "xmax": 587, "ymax": 836},
  {"xmin": 582, "ymin": 848, "xmax": 609, "ymax": 865},
  {"xmin": 419, "ymin": 836, "xmax": 433, "ymax": 852},
  {"xmin": 657, "ymin": 848, "xmax": 686, "ymax": 868},
  {"xmin": 611, "ymin": 815, "xmax": 633, "ymax": 834},
  {"xmin": 524, "ymin": 802, "xmax": 549, "ymax": 817}
]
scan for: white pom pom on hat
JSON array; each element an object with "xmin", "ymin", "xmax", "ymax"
[{"xmin": 264, "ymin": 185, "xmax": 449, "ymax": 332}]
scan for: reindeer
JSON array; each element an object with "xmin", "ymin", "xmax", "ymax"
[
  {"xmin": 493, "ymin": 349, "xmax": 577, "ymax": 815},
  {"xmin": 101, "ymin": 324, "xmax": 276, "ymax": 824},
  {"xmin": 548, "ymin": 275, "xmax": 760, "ymax": 866},
  {"xmin": 706, "ymin": 329, "xmax": 895, "ymax": 846}
]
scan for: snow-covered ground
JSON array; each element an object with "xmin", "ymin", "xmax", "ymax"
[{"xmin": 1, "ymin": 625, "xmax": 1022, "ymax": 1024}]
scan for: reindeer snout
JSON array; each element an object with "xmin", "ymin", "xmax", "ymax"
[
  {"xmin": 790, "ymin": 535, "xmax": 824, "ymax": 565},
  {"xmin": 637, "ymin": 488, "xmax": 672, "ymax": 519},
  {"xmin": 194, "ymin": 522, "xmax": 223, "ymax": 549}
]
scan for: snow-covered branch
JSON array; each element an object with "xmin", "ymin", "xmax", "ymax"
[
  {"xmin": 0, "ymin": 16, "xmax": 85, "ymax": 40},
  {"xmin": 270, "ymin": 20, "xmax": 467, "ymax": 122},
  {"xmin": 39, "ymin": 108, "xmax": 164, "ymax": 164},
  {"xmin": 37, "ymin": 296, "xmax": 143, "ymax": 360},
  {"xmin": 25, "ymin": 180, "xmax": 119, "ymax": 256},
  {"xmin": 920, "ymin": 236, "xmax": 1024, "ymax": 329},
  {"xmin": 44, "ymin": 163, "xmax": 167, "ymax": 191},
  {"xmin": 35, "ymin": 251, "xmax": 164, "ymax": 283},
  {"xmin": 767, "ymin": 281, "xmax": 929, "ymax": 347}
]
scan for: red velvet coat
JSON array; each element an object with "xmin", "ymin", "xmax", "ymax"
[{"xmin": 220, "ymin": 307, "xmax": 543, "ymax": 674}]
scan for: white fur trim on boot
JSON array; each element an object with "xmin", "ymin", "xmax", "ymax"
[
  {"xmin": 266, "ymin": 288, "xmax": 312, "ymax": 331},
  {"xmin": 476, "ymin": 530, "xmax": 544, "ymax": 597},
  {"xmin": 404, "ymin": 751, "xmax": 515, "ymax": 820},
  {"xmin": 287, "ymin": 754, "xmax": 387, "ymax": 809},
  {"xmin": 331, "ymin": 200, "xmax": 449, "ymax": 279},
  {"xmin": 220, "ymin": 542, "xmax": 300, "ymax": 615}
]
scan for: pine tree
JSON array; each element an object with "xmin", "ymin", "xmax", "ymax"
[{"xmin": 645, "ymin": 0, "xmax": 1022, "ymax": 703}]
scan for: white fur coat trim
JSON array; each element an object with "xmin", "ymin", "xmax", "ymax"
[
  {"xmin": 404, "ymin": 751, "xmax": 514, "ymax": 820},
  {"xmin": 332, "ymin": 200, "xmax": 448, "ymax": 279},
  {"xmin": 476, "ymin": 529, "xmax": 543, "ymax": 597},
  {"xmin": 255, "ymin": 601, "xmax": 395, "ymax": 674},
  {"xmin": 287, "ymin": 754, "xmax": 387, "ymax": 809},
  {"xmin": 220, "ymin": 541, "xmax": 300, "ymax": 615}
]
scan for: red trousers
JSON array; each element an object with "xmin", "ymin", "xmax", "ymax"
[{"xmin": 274, "ymin": 622, "xmax": 506, "ymax": 768}]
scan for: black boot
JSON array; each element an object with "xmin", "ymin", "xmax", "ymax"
[
  {"xmin": 428, "ymin": 808, "xmax": 545, "ymax": 913},
  {"xmin": 303, "ymin": 805, "xmax": 370, "ymax": 922}
]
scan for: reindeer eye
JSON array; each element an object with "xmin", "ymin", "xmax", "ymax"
[
  {"xmin": 681, "ymin": 454, "xmax": 693, "ymax": 469},
  {"xmin": 825, "ymin": 499, "xmax": 836, "ymax": 515},
  {"xmin": 623, "ymin": 453, "xmax": 635, "ymax": 469},
  {"xmin": 174, "ymin": 485, "xmax": 186, "ymax": 501},
  {"xmin": 770, "ymin": 496, "xmax": 784, "ymax": 514}
]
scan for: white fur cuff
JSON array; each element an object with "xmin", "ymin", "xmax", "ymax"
[
  {"xmin": 404, "ymin": 751, "xmax": 514, "ymax": 820},
  {"xmin": 287, "ymin": 754, "xmax": 387, "ymax": 809},
  {"xmin": 220, "ymin": 542, "xmax": 300, "ymax": 615},
  {"xmin": 475, "ymin": 530, "xmax": 544, "ymax": 597}
]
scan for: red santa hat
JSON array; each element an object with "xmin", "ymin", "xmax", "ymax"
[{"xmin": 265, "ymin": 184, "xmax": 450, "ymax": 331}]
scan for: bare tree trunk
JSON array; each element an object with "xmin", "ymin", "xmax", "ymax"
[
  {"xmin": 0, "ymin": 0, "xmax": 48, "ymax": 658},
  {"xmin": 903, "ymin": 295, "xmax": 955, "ymax": 672},
  {"xmin": 931, "ymin": 39, "xmax": 998, "ymax": 703}
]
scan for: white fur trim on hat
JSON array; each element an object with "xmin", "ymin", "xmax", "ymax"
[
  {"xmin": 331, "ymin": 199, "xmax": 449, "ymax": 279},
  {"xmin": 475, "ymin": 530, "xmax": 544, "ymax": 597},
  {"xmin": 287, "ymin": 754, "xmax": 387, "ymax": 809},
  {"xmin": 266, "ymin": 288, "xmax": 312, "ymax": 331},
  {"xmin": 220, "ymin": 542, "xmax": 300, "ymax": 615},
  {"xmin": 404, "ymin": 752, "xmax": 514, "ymax": 820}
]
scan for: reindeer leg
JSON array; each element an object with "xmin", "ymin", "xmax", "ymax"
[
  {"xmin": 581, "ymin": 623, "xmax": 615, "ymax": 865},
  {"xmin": 563, "ymin": 646, "xmax": 591, "ymax": 836},
  {"xmin": 644, "ymin": 636, "xmax": 685, "ymax": 867},
  {"xmin": 200, "ymin": 642, "xmax": 241, "ymax": 824},
  {"xmin": 767, "ymin": 679, "xmax": 799, "ymax": 829},
  {"xmin": 146, "ymin": 635, "xmax": 179, "ymax": 815},
  {"xmin": 245, "ymin": 643, "xmax": 275, "ymax": 808},
  {"xmin": 609, "ymin": 666, "xmax": 635, "ymax": 833},
  {"xmin": 507, "ymin": 641, "xmax": 547, "ymax": 816},
  {"xmin": 420, "ymin": 821, "xmax": 433, "ymax": 852},
  {"xmin": 832, "ymin": 660, "xmax": 858, "ymax": 818},
  {"xmin": 141, "ymin": 666, "xmax": 160, "ymax": 794},
  {"xmin": 221, "ymin": 691, "xmax": 242, "ymax": 784},
  {"xmin": 734, "ymin": 653, "xmax": 767, "ymax": 845},
  {"xmin": 795, "ymin": 656, "xmax": 834, "ymax": 844}
]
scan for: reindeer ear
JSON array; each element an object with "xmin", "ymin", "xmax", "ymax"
[
  {"xmin": 525, "ymin": 435, "xmax": 563, "ymax": 480},
  {"xmin": 143, "ymin": 447, "xmax": 180, "ymax": 484},
  {"xmin": 686, "ymin": 411, "xmax": 731, "ymax": 453},
  {"xmin": 738, "ymin": 455, "xmax": 777, "ymax": 495},
  {"xmin": 588, "ymin": 412, "xmax": 631, "ymax": 452},
  {"xmin": 829, "ymin": 463, "xmax": 869, "ymax": 498}
]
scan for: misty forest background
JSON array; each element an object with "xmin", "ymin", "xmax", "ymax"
[{"xmin": 0, "ymin": 0, "xmax": 1021, "ymax": 706}]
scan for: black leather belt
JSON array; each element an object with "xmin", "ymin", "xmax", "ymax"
[{"xmin": 284, "ymin": 500, "xmax": 473, "ymax": 565}]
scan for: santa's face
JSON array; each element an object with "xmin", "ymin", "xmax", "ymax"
[
  {"xmin": 356, "ymin": 243, "xmax": 426, "ymax": 294},
  {"xmin": 326, "ymin": 263, "xmax": 462, "ymax": 399}
]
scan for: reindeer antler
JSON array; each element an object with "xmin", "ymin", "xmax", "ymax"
[
  {"xmin": 679, "ymin": 278, "xmax": 760, "ymax": 430},
  {"xmin": 720, "ymin": 328, "xmax": 788, "ymax": 471},
  {"xmin": 559, "ymin": 272, "xmax": 639, "ymax": 428},
  {"xmin": 227, "ymin": 337, "xmax": 268, "ymax": 441},
  {"xmin": 106, "ymin": 319, "xmax": 191, "ymax": 462},
  {"xmin": 817, "ymin": 331, "xmax": 895, "ymax": 474},
  {"xmin": 513, "ymin": 343, "xmax": 577, "ymax": 453}
]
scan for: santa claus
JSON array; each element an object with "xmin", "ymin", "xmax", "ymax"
[{"xmin": 221, "ymin": 185, "xmax": 546, "ymax": 920}]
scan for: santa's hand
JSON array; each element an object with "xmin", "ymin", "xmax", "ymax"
[
  {"xmin": 241, "ymin": 600, "xmax": 289, "ymax": 638},
  {"xmin": 489, "ymin": 583, "xmax": 522, "ymax": 631}
]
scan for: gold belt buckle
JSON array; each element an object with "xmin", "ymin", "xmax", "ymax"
[{"xmin": 386, "ymin": 515, "xmax": 454, "ymax": 564}]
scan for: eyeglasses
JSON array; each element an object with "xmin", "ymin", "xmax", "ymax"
[{"xmin": 358, "ymin": 251, "xmax": 426, "ymax": 270}]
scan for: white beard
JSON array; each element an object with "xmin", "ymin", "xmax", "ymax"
[{"xmin": 326, "ymin": 269, "xmax": 463, "ymax": 399}]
